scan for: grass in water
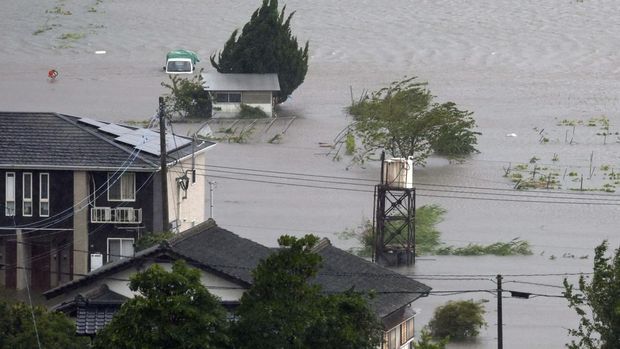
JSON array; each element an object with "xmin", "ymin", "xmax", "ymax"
[
  {"xmin": 59, "ymin": 32, "xmax": 85, "ymax": 41},
  {"xmin": 339, "ymin": 204, "xmax": 532, "ymax": 257}
]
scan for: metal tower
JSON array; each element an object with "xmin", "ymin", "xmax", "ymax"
[{"xmin": 372, "ymin": 153, "xmax": 416, "ymax": 266}]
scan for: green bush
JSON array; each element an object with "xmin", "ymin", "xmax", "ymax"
[
  {"xmin": 238, "ymin": 103, "xmax": 268, "ymax": 119},
  {"xmin": 428, "ymin": 299, "xmax": 487, "ymax": 340}
]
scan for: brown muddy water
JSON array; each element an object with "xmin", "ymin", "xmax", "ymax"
[{"xmin": 2, "ymin": 0, "xmax": 620, "ymax": 347}]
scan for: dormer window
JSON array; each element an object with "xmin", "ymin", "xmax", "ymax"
[{"xmin": 108, "ymin": 172, "xmax": 136, "ymax": 201}]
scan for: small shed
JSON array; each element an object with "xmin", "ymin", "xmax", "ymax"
[{"xmin": 202, "ymin": 72, "xmax": 280, "ymax": 117}]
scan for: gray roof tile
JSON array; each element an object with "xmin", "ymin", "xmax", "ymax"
[
  {"xmin": 0, "ymin": 112, "xmax": 214, "ymax": 171},
  {"xmin": 46, "ymin": 220, "xmax": 431, "ymax": 320}
]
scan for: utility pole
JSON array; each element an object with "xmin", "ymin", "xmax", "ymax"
[
  {"xmin": 497, "ymin": 274, "xmax": 503, "ymax": 349},
  {"xmin": 159, "ymin": 97, "xmax": 169, "ymax": 231},
  {"xmin": 208, "ymin": 181, "xmax": 216, "ymax": 219}
]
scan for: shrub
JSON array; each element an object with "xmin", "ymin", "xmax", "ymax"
[
  {"xmin": 428, "ymin": 299, "xmax": 487, "ymax": 340},
  {"xmin": 238, "ymin": 103, "xmax": 268, "ymax": 119}
]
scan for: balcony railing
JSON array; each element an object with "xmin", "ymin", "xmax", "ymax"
[{"xmin": 91, "ymin": 207, "xmax": 142, "ymax": 224}]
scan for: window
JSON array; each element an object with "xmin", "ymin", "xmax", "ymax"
[
  {"xmin": 228, "ymin": 93, "xmax": 241, "ymax": 103},
  {"xmin": 108, "ymin": 172, "xmax": 136, "ymax": 201},
  {"xmin": 5, "ymin": 173, "xmax": 15, "ymax": 216},
  {"xmin": 382, "ymin": 327, "xmax": 398, "ymax": 349},
  {"xmin": 400, "ymin": 317, "xmax": 415, "ymax": 345},
  {"xmin": 215, "ymin": 92, "xmax": 242, "ymax": 103},
  {"xmin": 107, "ymin": 238, "xmax": 134, "ymax": 263},
  {"xmin": 23, "ymin": 173, "xmax": 32, "ymax": 216},
  {"xmin": 40, "ymin": 173, "xmax": 49, "ymax": 217}
]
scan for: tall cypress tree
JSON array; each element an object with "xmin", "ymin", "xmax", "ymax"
[{"xmin": 210, "ymin": 0, "xmax": 309, "ymax": 104}]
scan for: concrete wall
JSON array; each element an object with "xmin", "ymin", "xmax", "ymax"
[{"xmin": 73, "ymin": 171, "xmax": 89, "ymax": 278}]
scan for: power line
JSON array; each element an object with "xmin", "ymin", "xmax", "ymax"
[
  {"xmin": 199, "ymin": 163, "xmax": 620, "ymax": 199},
  {"xmin": 198, "ymin": 172, "xmax": 620, "ymax": 206}
]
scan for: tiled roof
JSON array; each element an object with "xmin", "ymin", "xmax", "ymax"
[
  {"xmin": 312, "ymin": 242, "xmax": 431, "ymax": 319},
  {"xmin": 168, "ymin": 221, "xmax": 272, "ymax": 285},
  {"xmin": 0, "ymin": 112, "xmax": 214, "ymax": 171},
  {"xmin": 76, "ymin": 304, "xmax": 119, "ymax": 336},
  {"xmin": 51, "ymin": 285, "xmax": 126, "ymax": 336},
  {"xmin": 46, "ymin": 220, "xmax": 431, "ymax": 320}
]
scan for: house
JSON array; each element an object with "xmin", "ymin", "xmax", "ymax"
[
  {"xmin": 45, "ymin": 219, "xmax": 431, "ymax": 348},
  {"xmin": 0, "ymin": 112, "xmax": 215, "ymax": 291},
  {"xmin": 202, "ymin": 71, "xmax": 280, "ymax": 117}
]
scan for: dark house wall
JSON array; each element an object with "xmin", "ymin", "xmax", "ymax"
[
  {"xmin": 88, "ymin": 171, "xmax": 156, "ymax": 264},
  {"xmin": 0, "ymin": 169, "xmax": 74, "ymax": 290},
  {"xmin": 0, "ymin": 169, "xmax": 73, "ymax": 228}
]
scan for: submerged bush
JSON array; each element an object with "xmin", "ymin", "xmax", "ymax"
[
  {"xmin": 428, "ymin": 300, "xmax": 487, "ymax": 340},
  {"xmin": 436, "ymin": 238, "xmax": 533, "ymax": 256},
  {"xmin": 238, "ymin": 103, "xmax": 268, "ymax": 119}
]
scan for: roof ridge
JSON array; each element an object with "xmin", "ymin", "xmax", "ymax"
[
  {"xmin": 168, "ymin": 218, "xmax": 218, "ymax": 245},
  {"xmin": 54, "ymin": 113, "xmax": 160, "ymax": 169},
  {"xmin": 311, "ymin": 237, "xmax": 332, "ymax": 253}
]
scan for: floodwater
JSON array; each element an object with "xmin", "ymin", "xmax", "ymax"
[{"xmin": 2, "ymin": 0, "xmax": 620, "ymax": 347}]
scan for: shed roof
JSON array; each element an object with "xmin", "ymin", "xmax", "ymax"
[
  {"xmin": 0, "ymin": 112, "xmax": 214, "ymax": 171},
  {"xmin": 202, "ymin": 72, "xmax": 280, "ymax": 92}
]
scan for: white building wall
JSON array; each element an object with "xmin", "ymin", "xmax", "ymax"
[
  {"xmin": 211, "ymin": 91, "xmax": 274, "ymax": 117},
  {"xmin": 166, "ymin": 152, "xmax": 207, "ymax": 233},
  {"xmin": 212, "ymin": 102, "xmax": 273, "ymax": 116},
  {"xmin": 51, "ymin": 261, "xmax": 245, "ymax": 306}
]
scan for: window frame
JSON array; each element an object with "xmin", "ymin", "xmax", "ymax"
[
  {"xmin": 5, "ymin": 172, "xmax": 15, "ymax": 216},
  {"xmin": 106, "ymin": 237, "xmax": 135, "ymax": 263},
  {"xmin": 107, "ymin": 172, "xmax": 136, "ymax": 202},
  {"xmin": 22, "ymin": 172, "xmax": 33, "ymax": 217},
  {"xmin": 39, "ymin": 173, "xmax": 50, "ymax": 217},
  {"xmin": 215, "ymin": 92, "xmax": 242, "ymax": 103},
  {"xmin": 400, "ymin": 316, "xmax": 415, "ymax": 345}
]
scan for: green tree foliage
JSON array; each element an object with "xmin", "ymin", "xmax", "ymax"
[
  {"xmin": 347, "ymin": 77, "xmax": 480, "ymax": 166},
  {"xmin": 413, "ymin": 329, "xmax": 448, "ymax": 349},
  {"xmin": 427, "ymin": 299, "xmax": 487, "ymax": 340},
  {"xmin": 563, "ymin": 241, "xmax": 620, "ymax": 349},
  {"xmin": 232, "ymin": 235, "xmax": 382, "ymax": 349},
  {"xmin": 134, "ymin": 231, "xmax": 175, "ymax": 251},
  {"xmin": 161, "ymin": 72, "xmax": 211, "ymax": 119},
  {"xmin": 93, "ymin": 260, "xmax": 229, "ymax": 349},
  {"xmin": 0, "ymin": 300, "xmax": 89, "ymax": 349},
  {"xmin": 338, "ymin": 204, "xmax": 446, "ymax": 256},
  {"xmin": 210, "ymin": 0, "xmax": 309, "ymax": 104}
]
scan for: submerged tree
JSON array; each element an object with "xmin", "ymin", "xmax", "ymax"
[
  {"xmin": 563, "ymin": 241, "xmax": 620, "ymax": 349},
  {"xmin": 161, "ymin": 72, "xmax": 211, "ymax": 120},
  {"xmin": 93, "ymin": 260, "xmax": 229, "ymax": 349},
  {"xmin": 210, "ymin": 0, "xmax": 309, "ymax": 104},
  {"xmin": 346, "ymin": 76, "xmax": 480, "ymax": 166},
  {"xmin": 427, "ymin": 299, "xmax": 487, "ymax": 340}
]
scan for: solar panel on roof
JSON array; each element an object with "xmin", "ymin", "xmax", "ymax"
[
  {"xmin": 78, "ymin": 117, "xmax": 108, "ymax": 128},
  {"xmin": 166, "ymin": 135, "xmax": 191, "ymax": 149},
  {"xmin": 99, "ymin": 124, "xmax": 133, "ymax": 136},
  {"xmin": 136, "ymin": 142, "xmax": 162, "ymax": 156}
]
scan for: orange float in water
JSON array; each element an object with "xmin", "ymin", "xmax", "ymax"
[{"xmin": 48, "ymin": 69, "xmax": 58, "ymax": 79}]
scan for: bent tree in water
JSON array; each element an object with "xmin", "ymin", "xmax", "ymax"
[{"xmin": 347, "ymin": 76, "xmax": 480, "ymax": 166}]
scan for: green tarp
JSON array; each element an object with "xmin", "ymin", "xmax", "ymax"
[{"xmin": 166, "ymin": 50, "xmax": 200, "ymax": 64}]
